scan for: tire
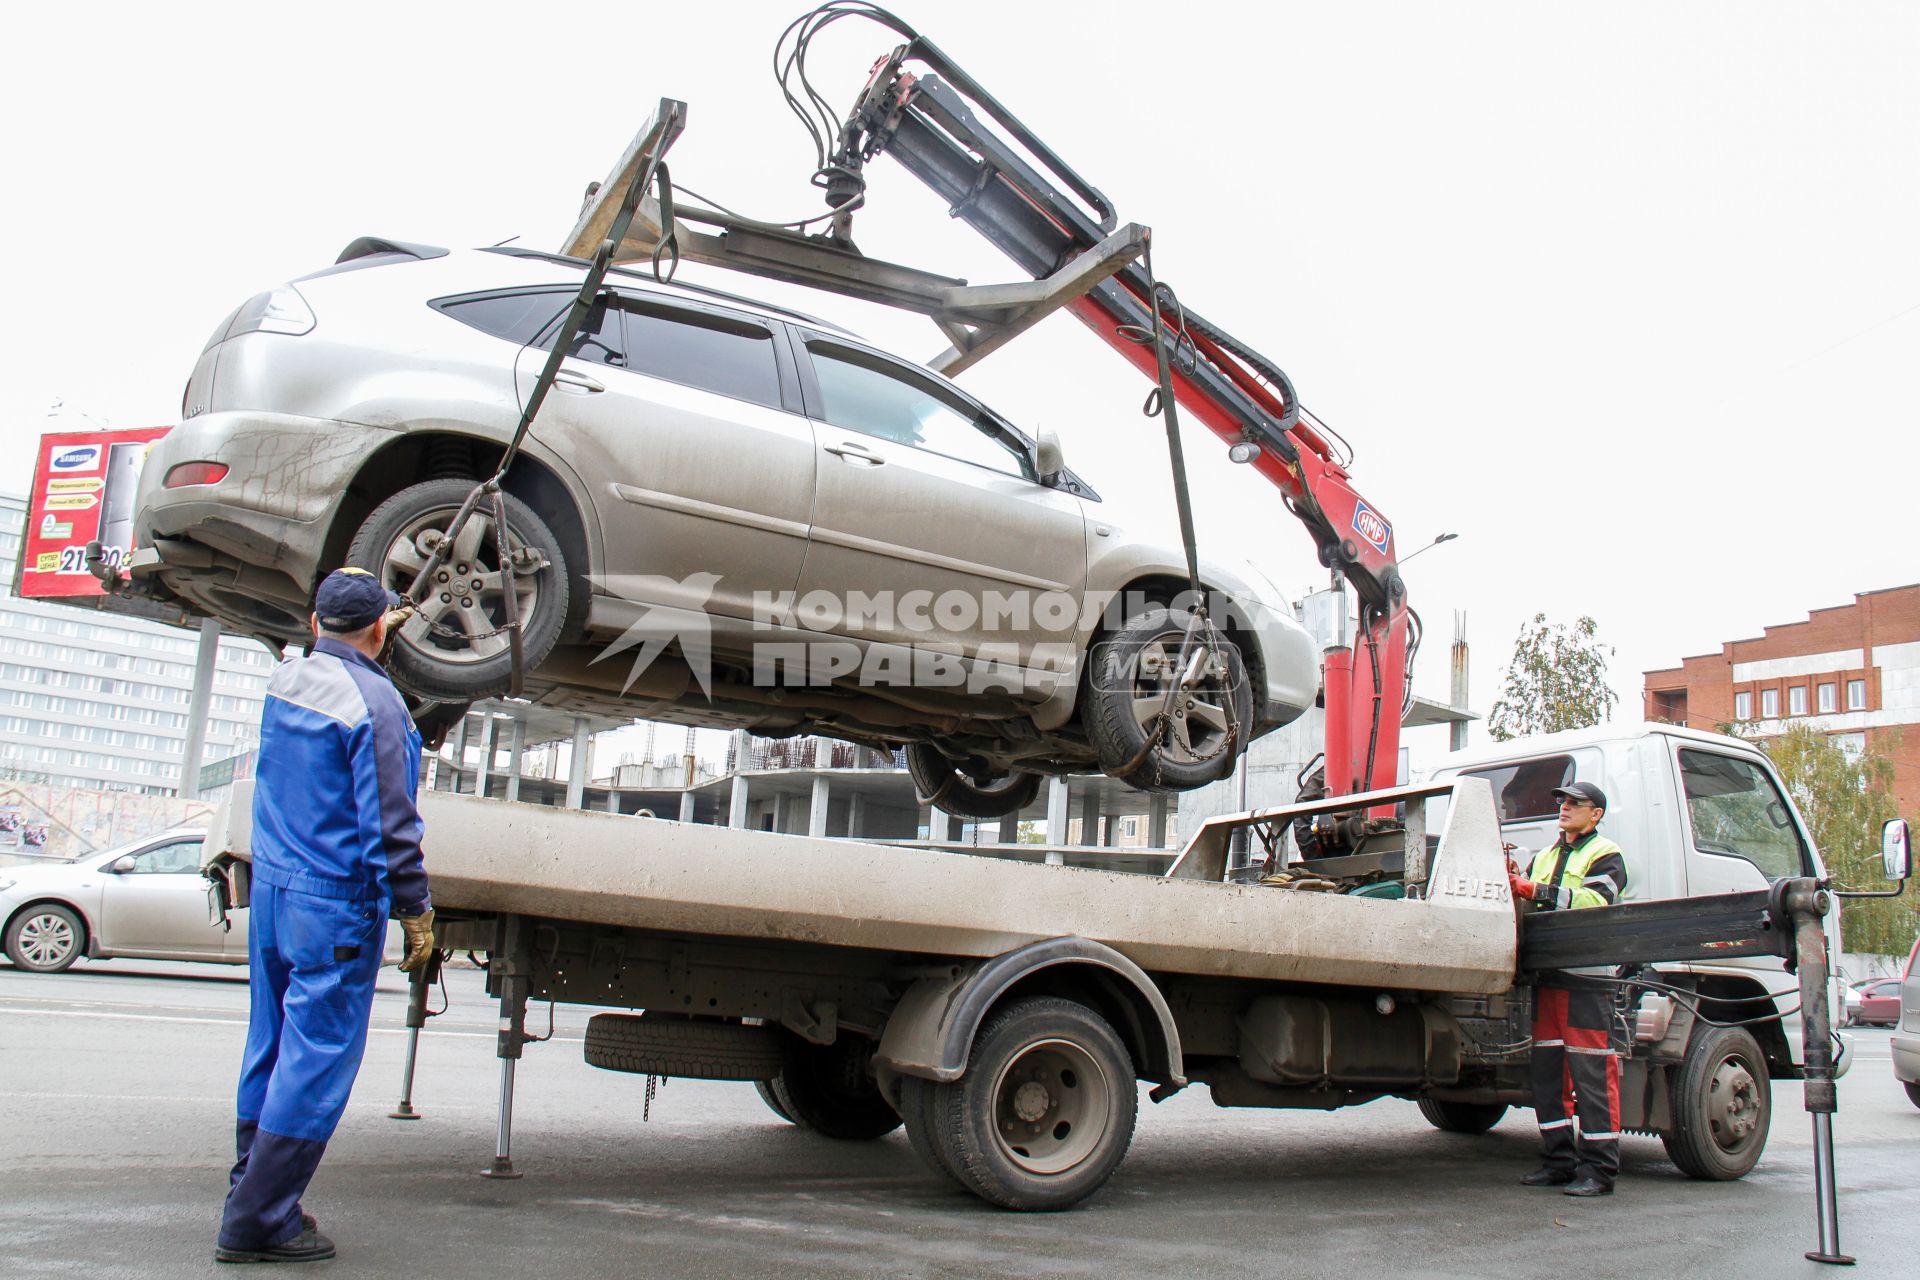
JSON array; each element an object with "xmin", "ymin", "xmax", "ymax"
[
  {"xmin": 922, "ymin": 996, "xmax": 1137, "ymax": 1211},
  {"xmin": 345, "ymin": 478, "xmax": 570, "ymax": 702},
  {"xmin": 1417, "ymin": 1098, "xmax": 1507, "ymax": 1134},
  {"xmin": 1084, "ymin": 607, "xmax": 1253, "ymax": 792},
  {"xmin": 4, "ymin": 903, "xmax": 85, "ymax": 973},
  {"xmin": 583, "ymin": 1013, "xmax": 784, "ymax": 1081},
  {"xmin": 905, "ymin": 743, "xmax": 1041, "ymax": 821},
  {"xmin": 1661, "ymin": 1025, "xmax": 1771, "ymax": 1180},
  {"xmin": 898, "ymin": 1076, "xmax": 966, "ymax": 1188},
  {"xmin": 776, "ymin": 1035, "xmax": 904, "ymax": 1140},
  {"xmin": 754, "ymin": 1077, "xmax": 797, "ymax": 1124},
  {"xmin": 1905, "ymin": 1080, "xmax": 1920, "ymax": 1111}
]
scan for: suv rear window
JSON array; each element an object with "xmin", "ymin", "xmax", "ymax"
[
  {"xmin": 1458, "ymin": 755, "xmax": 1575, "ymax": 822},
  {"xmin": 617, "ymin": 301, "xmax": 782, "ymax": 410},
  {"xmin": 436, "ymin": 291, "xmax": 570, "ymax": 345}
]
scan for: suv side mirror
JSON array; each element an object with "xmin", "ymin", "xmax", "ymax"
[
  {"xmin": 1884, "ymin": 818, "xmax": 1912, "ymax": 882},
  {"xmin": 1034, "ymin": 429, "xmax": 1065, "ymax": 481}
]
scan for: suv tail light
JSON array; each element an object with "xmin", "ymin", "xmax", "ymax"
[{"xmin": 164, "ymin": 462, "xmax": 229, "ymax": 488}]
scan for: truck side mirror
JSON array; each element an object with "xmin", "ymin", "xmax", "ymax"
[
  {"xmin": 1883, "ymin": 818, "xmax": 1912, "ymax": 882},
  {"xmin": 1034, "ymin": 429, "xmax": 1065, "ymax": 481}
]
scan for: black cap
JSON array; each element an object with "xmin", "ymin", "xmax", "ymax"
[
  {"xmin": 1552, "ymin": 780, "xmax": 1608, "ymax": 812},
  {"xmin": 315, "ymin": 567, "xmax": 400, "ymax": 633}
]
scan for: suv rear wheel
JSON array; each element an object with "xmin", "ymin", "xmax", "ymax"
[
  {"xmin": 347, "ymin": 479, "xmax": 569, "ymax": 701},
  {"xmin": 905, "ymin": 744, "xmax": 1041, "ymax": 821}
]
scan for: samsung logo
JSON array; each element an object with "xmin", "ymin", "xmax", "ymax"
[{"xmin": 52, "ymin": 446, "xmax": 100, "ymax": 471}]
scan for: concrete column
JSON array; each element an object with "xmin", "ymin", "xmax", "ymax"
[
  {"xmin": 504, "ymin": 717, "xmax": 527, "ymax": 803},
  {"xmin": 678, "ymin": 789, "xmax": 695, "ymax": 823},
  {"xmin": 928, "ymin": 806, "xmax": 951, "ymax": 843},
  {"xmin": 814, "ymin": 737, "xmax": 832, "ymax": 768},
  {"xmin": 446, "ymin": 714, "xmax": 470, "ymax": 794},
  {"xmin": 728, "ymin": 777, "xmax": 750, "ymax": 828},
  {"xmin": 1149, "ymin": 794, "xmax": 1170, "ymax": 848},
  {"xmin": 1102, "ymin": 814, "xmax": 1117, "ymax": 846},
  {"xmin": 477, "ymin": 714, "xmax": 501, "ymax": 800},
  {"xmin": 1449, "ymin": 610, "xmax": 1470, "ymax": 753},
  {"xmin": 1045, "ymin": 777, "xmax": 1070, "ymax": 852},
  {"xmin": 606, "ymin": 783, "xmax": 620, "ymax": 814},
  {"xmin": 846, "ymin": 791, "xmax": 865, "ymax": 839},
  {"xmin": 998, "ymin": 813, "xmax": 1019, "ymax": 844},
  {"xmin": 731, "ymin": 728, "xmax": 753, "ymax": 773},
  {"xmin": 809, "ymin": 776, "xmax": 830, "ymax": 838},
  {"xmin": 566, "ymin": 717, "xmax": 588, "ymax": 808},
  {"xmin": 1078, "ymin": 790, "xmax": 1101, "ymax": 846},
  {"xmin": 176, "ymin": 617, "xmax": 222, "ymax": 799}
]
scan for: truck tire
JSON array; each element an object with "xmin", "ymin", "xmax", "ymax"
[
  {"xmin": 1417, "ymin": 1098, "xmax": 1507, "ymax": 1134},
  {"xmin": 1904, "ymin": 1080, "xmax": 1920, "ymax": 1111},
  {"xmin": 754, "ymin": 1078, "xmax": 797, "ymax": 1123},
  {"xmin": 346, "ymin": 478, "xmax": 570, "ymax": 702},
  {"xmin": 1662, "ymin": 1025, "xmax": 1771, "ymax": 1180},
  {"xmin": 583, "ymin": 1013, "xmax": 783, "ymax": 1081},
  {"xmin": 898, "ymin": 1076, "xmax": 966, "ymax": 1188},
  {"xmin": 1084, "ymin": 608, "xmax": 1252, "ymax": 792},
  {"xmin": 905, "ymin": 743, "xmax": 1041, "ymax": 821},
  {"xmin": 4, "ymin": 903, "xmax": 85, "ymax": 973},
  {"xmin": 922, "ymin": 995, "xmax": 1137, "ymax": 1211},
  {"xmin": 775, "ymin": 1035, "xmax": 903, "ymax": 1140}
]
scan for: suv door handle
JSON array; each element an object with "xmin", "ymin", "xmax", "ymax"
[
  {"xmin": 553, "ymin": 369, "xmax": 605, "ymax": 393},
  {"xmin": 824, "ymin": 441, "xmax": 884, "ymax": 464}
]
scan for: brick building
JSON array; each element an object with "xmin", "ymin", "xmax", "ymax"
[{"xmin": 1642, "ymin": 584, "xmax": 1920, "ymax": 813}]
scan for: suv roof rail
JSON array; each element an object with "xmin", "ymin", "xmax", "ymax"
[{"xmin": 480, "ymin": 245, "xmax": 853, "ymax": 336}]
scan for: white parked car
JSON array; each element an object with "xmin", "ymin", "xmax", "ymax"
[{"xmin": 1, "ymin": 830, "xmax": 235, "ymax": 972}]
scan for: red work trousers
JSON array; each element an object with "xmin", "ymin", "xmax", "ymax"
[{"xmin": 1530, "ymin": 983, "xmax": 1622, "ymax": 1185}]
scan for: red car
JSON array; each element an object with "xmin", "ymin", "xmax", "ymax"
[{"xmin": 1851, "ymin": 977, "xmax": 1903, "ymax": 1028}]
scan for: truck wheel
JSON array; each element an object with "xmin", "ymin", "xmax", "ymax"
[
  {"xmin": 776, "ymin": 1035, "xmax": 903, "ymax": 1140},
  {"xmin": 583, "ymin": 1013, "xmax": 783, "ymax": 1081},
  {"xmin": 898, "ymin": 1077, "xmax": 966, "ymax": 1188},
  {"xmin": 923, "ymin": 996, "xmax": 1137, "ymax": 1211},
  {"xmin": 754, "ymin": 1078, "xmax": 797, "ymax": 1124},
  {"xmin": 1662, "ymin": 1025, "xmax": 1771, "ymax": 1180},
  {"xmin": 1417, "ymin": 1098, "xmax": 1507, "ymax": 1134},
  {"xmin": 1084, "ymin": 608, "xmax": 1252, "ymax": 792},
  {"xmin": 905, "ymin": 744, "xmax": 1041, "ymax": 821},
  {"xmin": 346, "ymin": 478, "xmax": 570, "ymax": 702},
  {"xmin": 1904, "ymin": 1080, "xmax": 1920, "ymax": 1111},
  {"xmin": 5, "ymin": 903, "xmax": 85, "ymax": 973}
]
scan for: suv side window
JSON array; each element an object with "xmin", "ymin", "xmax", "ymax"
[
  {"xmin": 435, "ymin": 290, "xmax": 570, "ymax": 346},
  {"xmin": 1678, "ymin": 749, "xmax": 1810, "ymax": 881},
  {"xmin": 806, "ymin": 343, "xmax": 1033, "ymax": 479},
  {"xmin": 1458, "ymin": 755, "xmax": 1575, "ymax": 822},
  {"xmin": 615, "ymin": 301, "xmax": 782, "ymax": 410}
]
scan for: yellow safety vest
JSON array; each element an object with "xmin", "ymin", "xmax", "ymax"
[{"xmin": 1527, "ymin": 832, "xmax": 1624, "ymax": 911}]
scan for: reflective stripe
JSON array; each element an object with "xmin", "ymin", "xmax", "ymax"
[
  {"xmin": 1538, "ymin": 1118, "xmax": 1575, "ymax": 1130},
  {"xmin": 1567, "ymin": 1046, "xmax": 1616, "ymax": 1057},
  {"xmin": 1535, "ymin": 1038, "xmax": 1566, "ymax": 1047},
  {"xmin": 1582, "ymin": 1131, "xmax": 1622, "ymax": 1141}
]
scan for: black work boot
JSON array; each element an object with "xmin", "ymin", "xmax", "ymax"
[
  {"xmin": 1519, "ymin": 1167, "xmax": 1574, "ymax": 1186},
  {"xmin": 1562, "ymin": 1173, "xmax": 1614, "ymax": 1197},
  {"xmin": 214, "ymin": 1227, "xmax": 337, "ymax": 1264}
]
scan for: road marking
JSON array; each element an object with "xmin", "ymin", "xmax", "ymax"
[{"xmin": 0, "ymin": 1005, "xmax": 543, "ymax": 1040}]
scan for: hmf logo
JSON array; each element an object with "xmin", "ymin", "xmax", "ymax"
[
  {"xmin": 1351, "ymin": 501, "xmax": 1391, "ymax": 554},
  {"xmin": 51, "ymin": 446, "xmax": 101, "ymax": 472}
]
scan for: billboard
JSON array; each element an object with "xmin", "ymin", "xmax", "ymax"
[{"xmin": 16, "ymin": 427, "xmax": 172, "ymax": 600}]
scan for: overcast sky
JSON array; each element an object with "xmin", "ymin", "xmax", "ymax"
[{"xmin": 5, "ymin": 1, "xmax": 1916, "ymax": 769}]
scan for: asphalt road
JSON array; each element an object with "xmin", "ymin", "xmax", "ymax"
[{"xmin": 2, "ymin": 959, "xmax": 1914, "ymax": 1279}]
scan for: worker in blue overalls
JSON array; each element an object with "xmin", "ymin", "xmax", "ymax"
[{"xmin": 217, "ymin": 568, "xmax": 435, "ymax": 1264}]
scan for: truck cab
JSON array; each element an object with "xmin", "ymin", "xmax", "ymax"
[{"xmin": 1427, "ymin": 722, "xmax": 1851, "ymax": 1080}]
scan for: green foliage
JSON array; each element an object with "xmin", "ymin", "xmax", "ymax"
[
  {"xmin": 1487, "ymin": 614, "xmax": 1618, "ymax": 742},
  {"xmin": 1754, "ymin": 723, "xmax": 1915, "ymax": 957}
]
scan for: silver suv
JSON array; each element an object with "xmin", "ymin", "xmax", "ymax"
[{"xmin": 133, "ymin": 240, "xmax": 1317, "ymax": 815}]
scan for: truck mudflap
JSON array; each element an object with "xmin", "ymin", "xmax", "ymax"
[{"xmin": 874, "ymin": 936, "xmax": 1184, "ymax": 1087}]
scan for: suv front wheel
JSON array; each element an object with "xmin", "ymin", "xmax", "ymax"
[{"xmin": 347, "ymin": 478, "xmax": 570, "ymax": 701}]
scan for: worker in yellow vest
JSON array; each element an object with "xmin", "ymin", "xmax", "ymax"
[{"xmin": 1508, "ymin": 780, "xmax": 1628, "ymax": 1197}]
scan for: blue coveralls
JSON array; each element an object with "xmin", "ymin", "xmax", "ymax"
[{"xmin": 218, "ymin": 637, "xmax": 430, "ymax": 1252}]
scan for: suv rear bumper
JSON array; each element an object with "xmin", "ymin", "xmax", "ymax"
[{"xmin": 1894, "ymin": 1028, "xmax": 1920, "ymax": 1085}]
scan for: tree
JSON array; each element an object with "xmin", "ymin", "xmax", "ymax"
[
  {"xmin": 1753, "ymin": 723, "xmax": 1914, "ymax": 957},
  {"xmin": 1487, "ymin": 614, "xmax": 1618, "ymax": 741}
]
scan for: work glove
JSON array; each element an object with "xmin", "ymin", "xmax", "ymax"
[
  {"xmin": 1507, "ymin": 871, "xmax": 1537, "ymax": 902},
  {"xmin": 378, "ymin": 604, "xmax": 416, "ymax": 662},
  {"xmin": 397, "ymin": 908, "xmax": 435, "ymax": 973}
]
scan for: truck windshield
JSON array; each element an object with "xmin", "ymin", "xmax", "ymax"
[{"xmin": 1678, "ymin": 749, "xmax": 1811, "ymax": 880}]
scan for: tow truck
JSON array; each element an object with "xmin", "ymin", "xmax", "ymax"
[{"xmin": 186, "ymin": 4, "xmax": 1910, "ymax": 1264}]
